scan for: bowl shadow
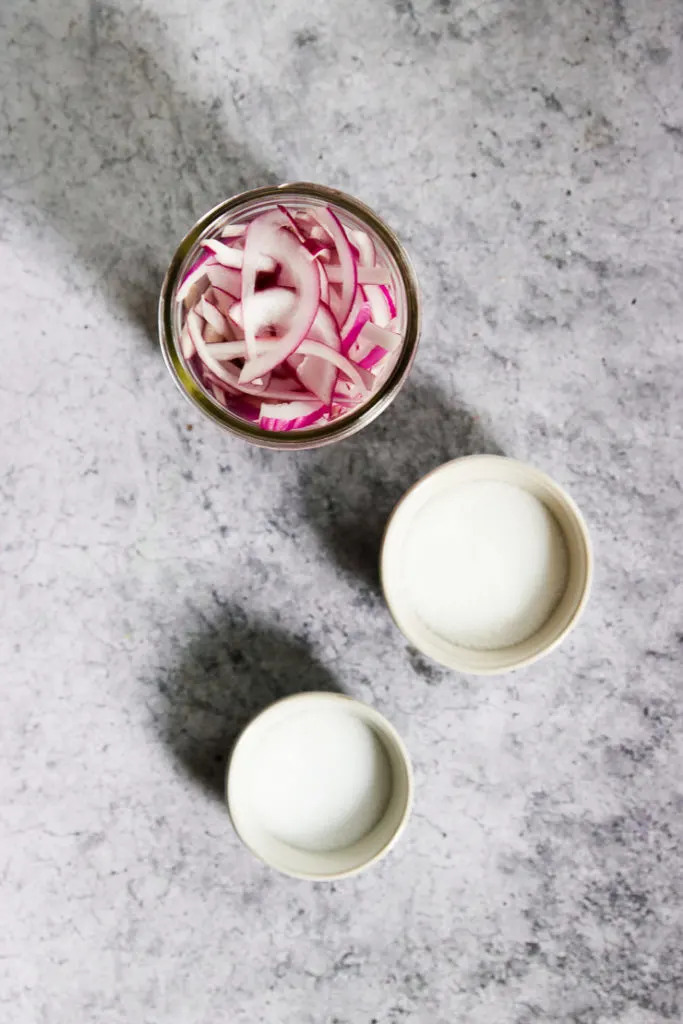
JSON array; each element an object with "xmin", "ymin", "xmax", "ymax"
[
  {"xmin": 298, "ymin": 376, "xmax": 505, "ymax": 593},
  {"xmin": 155, "ymin": 604, "xmax": 345, "ymax": 802}
]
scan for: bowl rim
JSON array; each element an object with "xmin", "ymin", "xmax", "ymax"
[
  {"xmin": 380, "ymin": 454, "xmax": 594, "ymax": 675},
  {"xmin": 225, "ymin": 691, "xmax": 414, "ymax": 880}
]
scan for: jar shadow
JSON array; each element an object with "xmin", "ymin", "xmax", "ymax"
[
  {"xmin": 155, "ymin": 604, "xmax": 345, "ymax": 802},
  {"xmin": 2, "ymin": 2, "xmax": 278, "ymax": 344},
  {"xmin": 298, "ymin": 377, "xmax": 505, "ymax": 594}
]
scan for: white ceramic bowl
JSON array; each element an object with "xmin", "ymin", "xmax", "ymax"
[
  {"xmin": 380, "ymin": 455, "xmax": 593, "ymax": 675},
  {"xmin": 226, "ymin": 693, "xmax": 413, "ymax": 880}
]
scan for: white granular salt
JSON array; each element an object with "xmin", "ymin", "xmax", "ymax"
[
  {"xmin": 250, "ymin": 707, "xmax": 392, "ymax": 852},
  {"xmin": 404, "ymin": 480, "xmax": 568, "ymax": 650}
]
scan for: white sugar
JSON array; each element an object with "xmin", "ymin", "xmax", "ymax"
[
  {"xmin": 250, "ymin": 707, "xmax": 392, "ymax": 852},
  {"xmin": 404, "ymin": 481, "xmax": 568, "ymax": 650}
]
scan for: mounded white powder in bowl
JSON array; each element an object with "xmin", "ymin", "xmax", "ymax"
[
  {"xmin": 403, "ymin": 480, "xmax": 569, "ymax": 650},
  {"xmin": 249, "ymin": 707, "xmax": 392, "ymax": 853}
]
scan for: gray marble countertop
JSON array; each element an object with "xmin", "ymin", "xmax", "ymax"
[{"xmin": 1, "ymin": 1, "xmax": 682, "ymax": 1021}]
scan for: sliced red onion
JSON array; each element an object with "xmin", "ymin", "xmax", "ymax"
[
  {"xmin": 241, "ymin": 209, "xmax": 298, "ymax": 359},
  {"xmin": 357, "ymin": 319, "xmax": 401, "ymax": 353},
  {"xmin": 189, "ymin": 313, "xmax": 271, "ymax": 396},
  {"xmin": 220, "ymin": 224, "xmax": 247, "ymax": 239},
  {"xmin": 308, "ymin": 302, "xmax": 342, "ymax": 351},
  {"xmin": 349, "ymin": 228, "xmax": 376, "ymax": 267},
  {"xmin": 278, "ymin": 256, "xmax": 334, "ymax": 297},
  {"xmin": 202, "ymin": 238, "xmax": 244, "ymax": 268},
  {"xmin": 265, "ymin": 374, "xmax": 303, "ymax": 393},
  {"xmin": 201, "ymin": 337, "xmax": 369, "ymax": 393},
  {"xmin": 186, "ymin": 310, "xmax": 236, "ymax": 388},
  {"xmin": 176, "ymin": 201, "xmax": 403, "ymax": 432},
  {"xmin": 298, "ymin": 339, "xmax": 372, "ymax": 392},
  {"xmin": 317, "ymin": 261, "xmax": 330, "ymax": 305},
  {"xmin": 378, "ymin": 286, "xmax": 395, "ymax": 317},
  {"xmin": 275, "ymin": 204, "xmax": 306, "ymax": 241},
  {"xmin": 362, "ymin": 284, "xmax": 393, "ymax": 328},
  {"xmin": 210, "ymin": 382, "xmax": 228, "ymax": 406},
  {"xmin": 259, "ymin": 401, "xmax": 327, "ymax": 432},
  {"xmin": 348, "ymin": 322, "xmax": 401, "ymax": 367},
  {"xmin": 229, "ymin": 287, "xmax": 297, "ymax": 330},
  {"xmin": 199, "ymin": 294, "xmax": 229, "ymax": 336},
  {"xmin": 326, "ymin": 265, "xmax": 391, "ymax": 286},
  {"xmin": 341, "ymin": 300, "xmax": 372, "ymax": 354},
  {"xmin": 293, "ymin": 211, "xmax": 318, "ymax": 233},
  {"xmin": 357, "ymin": 346, "xmax": 389, "ymax": 370},
  {"xmin": 209, "ymin": 287, "xmax": 242, "ymax": 328},
  {"xmin": 196, "ymin": 340, "xmax": 246, "ymax": 359},
  {"xmin": 204, "ymin": 324, "xmax": 224, "ymax": 345},
  {"xmin": 295, "ymin": 304, "xmax": 339, "ymax": 405},
  {"xmin": 304, "ymin": 237, "xmax": 333, "ymax": 259},
  {"xmin": 206, "ymin": 264, "xmax": 241, "ymax": 297},
  {"xmin": 379, "ymin": 284, "xmax": 397, "ymax": 319},
  {"xmin": 202, "ymin": 236, "xmax": 275, "ymax": 272},
  {"xmin": 180, "ymin": 324, "xmax": 194, "ymax": 359},
  {"xmin": 240, "ymin": 231, "xmax": 321, "ymax": 383},
  {"xmin": 295, "ymin": 354, "xmax": 336, "ymax": 405},
  {"xmin": 176, "ymin": 252, "xmax": 217, "ymax": 303},
  {"xmin": 201, "ymin": 357, "xmax": 315, "ymax": 402},
  {"xmin": 312, "ymin": 208, "xmax": 357, "ymax": 326},
  {"xmin": 338, "ymin": 288, "xmax": 363, "ymax": 339}
]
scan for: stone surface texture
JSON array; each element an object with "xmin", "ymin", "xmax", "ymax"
[{"xmin": 1, "ymin": 0, "xmax": 681, "ymax": 1021}]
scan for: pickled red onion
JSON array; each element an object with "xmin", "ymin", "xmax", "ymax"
[{"xmin": 175, "ymin": 202, "xmax": 402, "ymax": 432}]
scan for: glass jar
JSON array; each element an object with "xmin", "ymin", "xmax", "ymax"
[{"xmin": 158, "ymin": 182, "xmax": 421, "ymax": 451}]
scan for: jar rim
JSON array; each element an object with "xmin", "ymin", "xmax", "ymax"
[{"xmin": 158, "ymin": 182, "xmax": 421, "ymax": 450}]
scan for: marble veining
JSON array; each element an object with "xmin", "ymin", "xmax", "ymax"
[{"xmin": 0, "ymin": 0, "xmax": 681, "ymax": 1021}]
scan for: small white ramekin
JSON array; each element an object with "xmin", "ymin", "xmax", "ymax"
[
  {"xmin": 380, "ymin": 455, "xmax": 593, "ymax": 675},
  {"xmin": 226, "ymin": 692, "xmax": 413, "ymax": 880}
]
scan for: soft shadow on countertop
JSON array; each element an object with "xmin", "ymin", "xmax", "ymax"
[
  {"xmin": 0, "ymin": 1, "xmax": 276, "ymax": 340},
  {"xmin": 156, "ymin": 605, "xmax": 344, "ymax": 801},
  {"xmin": 298, "ymin": 377, "xmax": 504, "ymax": 592}
]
